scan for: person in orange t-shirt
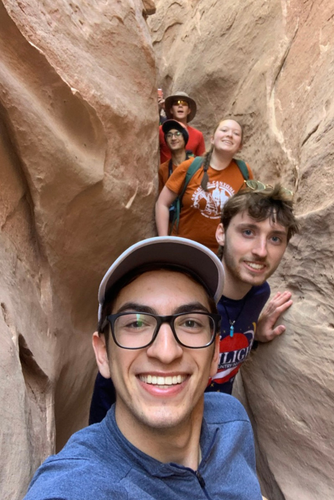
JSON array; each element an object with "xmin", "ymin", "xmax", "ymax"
[
  {"xmin": 158, "ymin": 119, "xmax": 195, "ymax": 192},
  {"xmin": 155, "ymin": 118, "xmax": 253, "ymax": 253}
]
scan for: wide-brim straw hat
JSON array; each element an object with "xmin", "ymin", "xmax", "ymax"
[{"xmin": 165, "ymin": 91, "xmax": 197, "ymax": 122}]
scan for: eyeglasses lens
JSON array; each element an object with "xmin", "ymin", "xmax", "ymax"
[
  {"xmin": 174, "ymin": 313, "xmax": 215, "ymax": 347},
  {"xmin": 166, "ymin": 131, "xmax": 182, "ymax": 139}
]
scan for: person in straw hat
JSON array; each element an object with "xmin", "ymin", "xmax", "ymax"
[{"xmin": 159, "ymin": 91, "xmax": 205, "ymax": 163}]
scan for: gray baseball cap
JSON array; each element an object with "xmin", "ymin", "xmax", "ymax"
[{"xmin": 98, "ymin": 236, "xmax": 224, "ymax": 321}]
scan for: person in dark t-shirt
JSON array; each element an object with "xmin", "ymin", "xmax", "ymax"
[{"xmin": 207, "ymin": 182, "xmax": 299, "ymax": 393}]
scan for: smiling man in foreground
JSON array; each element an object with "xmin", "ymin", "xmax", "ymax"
[{"xmin": 24, "ymin": 236, "xmax": 263, "ymax": 500}]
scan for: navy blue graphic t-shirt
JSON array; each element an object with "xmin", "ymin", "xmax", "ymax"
[{"xmin": 206, "ymin": 282, "xmax": 270, "ymax": 395}]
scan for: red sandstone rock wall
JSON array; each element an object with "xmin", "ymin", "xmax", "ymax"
[
  {"xmin": 149, "ymin": 1, "xmax": 334, "ymax": 499},
  {"xmin": 1, "ymin": 0, "xmax": 334, "ymax": 499},
  {"xmin": 0, "ymin": 1, "xmax": 157, "ymax": 498}
]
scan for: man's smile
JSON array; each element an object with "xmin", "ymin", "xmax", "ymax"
[
  {"xmin": 243, "ymin": 261, "xmax": 267, "ymax": 271},
  {"xmin": 139, "ymin": 374, "xmax": 186, "ymax": 386}
]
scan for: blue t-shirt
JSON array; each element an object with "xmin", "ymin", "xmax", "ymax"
[
  {"xmin": 206, "ymin": 282, "xmax": 270, "ymax": 395},
  {"xmin": 24, "ymin": 394, "xmax": 263, "ymax": 500}
]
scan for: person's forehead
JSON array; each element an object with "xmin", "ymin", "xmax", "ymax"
[
  {"xmin": 166, "ymin": 128, "xmax": 180, "ymax": 134},
  {"xmin": 112, "ymin": 269, "xmax": 210, "ymax": 310},
  {"xmin": 218, "ymin": 119, "xmax": 241, "ymax": 131},
  {"xmin": 231, "ymin": 210, "xmax": 288, "ymax": 233}
]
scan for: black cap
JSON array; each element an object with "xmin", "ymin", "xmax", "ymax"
[{"xmin": 162, "ymin": 119, "xmax": 189, "ymax": 146}]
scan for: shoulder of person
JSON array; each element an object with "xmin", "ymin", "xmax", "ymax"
[
  {"xmin": 247, "ymin": 281, "xmax": 270, "ymax": 297},
  {"xmin": 246, "ymin": 162, "xmax": 254, "ymax": 179},
  {"xmin": 204, "ymin": 393, "xmax": 251, "ymax": 424},
  {"xmin": 235, "ymin": 159, "xmax": 253, "ymax": 179},
  {"xmin": 25, "ymin": 457, "xmax": 127, "ymax": 500},
  {"xmin": 186, "ymin": 124, "xmax": 203, "ymax": 135},
  {"xmin": 159, "ymin": 159, "xmax": 170, "ymax": 171},
  {"xmin": 169, "ymin": 157, "xmax": 196, "ymax": 176},
  {"xmin": 242, "ymin": 282, "xmax": 271, "ymax": 310},
  {"xmin": 230, "ymin": 159, "xmax": 254, "ymax": 182}
]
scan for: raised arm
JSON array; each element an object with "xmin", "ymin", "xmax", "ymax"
[
  {"xmin": 255, "ymin": 291, "xmax": 293, "ymax": 342},
  {"xmin": 155, "ymin": 186, "xmax": 178, "ymax": 236}
]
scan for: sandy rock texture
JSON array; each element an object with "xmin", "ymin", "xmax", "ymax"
[
  {"xmin": 149, "ymin": 1, "xmax": 334, "ymax": 499},
  {"xmin": 0, "ymin": 1, "xmax": 157, "ymax": 498}
]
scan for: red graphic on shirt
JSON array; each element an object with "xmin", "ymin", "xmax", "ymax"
[{"xmin": 209, "ymin": 330, "xmax": 254, "ymax": 385}]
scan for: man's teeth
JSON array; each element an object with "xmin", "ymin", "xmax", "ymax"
[
  {"xmin": 140, "ymin": 375, "xmax": 184, "ymax": 385},
  {"xmin": 247, "ymin": 262, "xmax": 265, "ymax": 270}
]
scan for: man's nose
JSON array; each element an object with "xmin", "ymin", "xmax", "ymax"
[
  {"xmin": 252, "ymin": 237, "xmax": 268, "ymax": 257},
  {"xmin": 146, "ymin": 323, "xmax": 183, "ymax": 363}
]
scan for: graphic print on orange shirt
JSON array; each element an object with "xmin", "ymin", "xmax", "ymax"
[{"xmin": 191, "ymin": 181, "xmax": 235, "ymax": 219}]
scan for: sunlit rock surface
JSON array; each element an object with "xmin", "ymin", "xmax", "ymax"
[
  {"xmin": 1, "ymin": 0, "xmax": 334, "ymax": 499},
  {"xmin": 149, "ymin": 1, "xmax": 334, "ymax": 499},
  {"xmin": 0, "ymin": 0, "xmax": 157, "ymax": 498}
]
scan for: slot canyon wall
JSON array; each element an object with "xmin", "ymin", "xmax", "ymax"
[
  {"xmin": 0, "ymin": 0, "xmax": 157, "ymax": 498},
  {"xmin": 149, "ymin": 1, "xmax": 334, "ymax": 500},
  {"xmin": 0, "ymin": 0, "xmax": 333, "ymax": 499}
]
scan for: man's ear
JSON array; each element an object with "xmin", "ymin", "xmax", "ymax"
[
  {"xmin": 92, "ymin": 332, "xmax": 111, "ymax": 379},
  {"xmin": 209, "ymin": 335, "xmax": 220, "ymax": 378},
  {"xmin": 215, "ymin": 223, "xmax": 225, "ymax": 246}
]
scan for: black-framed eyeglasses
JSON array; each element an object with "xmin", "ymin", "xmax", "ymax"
[
  {"xmin": 102, "ymin": 311, "xmax": 221, "ymax": 350},
  {"xmin": 166, "ymin": 131, "xmax": 182, "ymax": 139},
  {"xmin": 244, "ymin": 180, "xmax": 293, "ymax": 197}
]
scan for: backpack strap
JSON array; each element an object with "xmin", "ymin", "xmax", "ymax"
[
  {"xmin": 179, "ymin": 156, "xmax": 204, "ymax": 200},
  {"xmin": 234, "ymin": 159, "xmax": 249, "ymax": 180},
  {"xmin": 169, "ymin": 156, "xmax": 204, "ymax": 234},
  {"xmin": 168, "ymin": 152, "xmax": 194, "ymax": 179},
  {"xmin": 168, "ymin": 159, "xmax": 173, "ymax": 178}
]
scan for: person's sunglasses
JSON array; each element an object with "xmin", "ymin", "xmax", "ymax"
[
  {"xmin": 244, "ymin": 180, "xmax": 293, "ymax": 198},
  {"xmin": 172, "ymin": 100, "xmax": 188, "ymax": 107}
]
